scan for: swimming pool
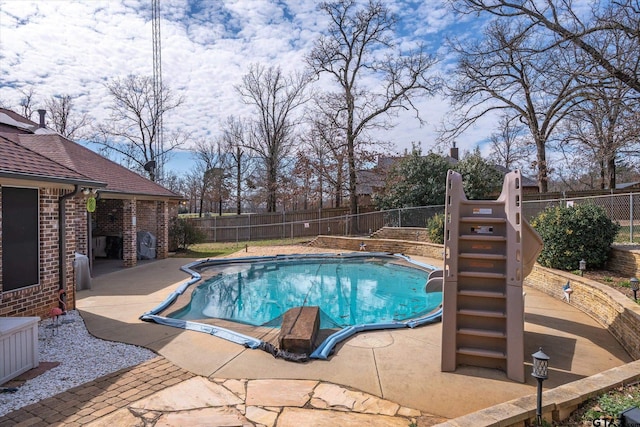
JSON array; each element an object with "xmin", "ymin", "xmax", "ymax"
[
  {"xmin": 140, "ymin": 252, "xmax": 443, "ymax": 360},
  {"xmin": 168, "ymin": 256, "xmax": 441, "ymax": 328}
]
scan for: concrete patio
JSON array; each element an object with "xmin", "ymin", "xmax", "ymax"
[{"xmin": 71, "ymin": 246, "xmax": 631, "ymax": 423}]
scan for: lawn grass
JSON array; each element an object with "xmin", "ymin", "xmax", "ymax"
[
  {"xmin": 171, "ymin": 237, "xmax": 312, "ymax": 258},
  {"xmin": 615, "ymin": 224, "xmax": 640, "ymax": 244}
]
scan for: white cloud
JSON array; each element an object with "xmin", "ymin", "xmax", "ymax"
[{"xmin": 0, "ymin": 0, "xmax": 498, "ymax": 173}]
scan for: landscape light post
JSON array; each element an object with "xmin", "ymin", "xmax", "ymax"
[
  {"xmin": 630, "ymin": 277, "xmax": 639, "ymax": 301},
  {"xmin": 532, "ymin": 348, "xmax": 550, "ymax": 427}
]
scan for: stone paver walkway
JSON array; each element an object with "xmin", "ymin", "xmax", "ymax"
[{"xmin": 0, "ymin": 356, "xmax": 445, "ymax": 427}]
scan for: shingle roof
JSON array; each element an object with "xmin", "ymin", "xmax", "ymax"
[
  {"xmin": 0, "ymin": 133, "xmax": 102, "ymax": 186},
  {"xmin": 0, "ymin": 108, "xmax": 181, "ymax": 199},
  {"xmin": 15, "ymin": 134, "xmax": 181, "ymax": 198}
]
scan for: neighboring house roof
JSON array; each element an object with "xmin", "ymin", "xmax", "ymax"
[
  {"xmin": 0, "ymin": 109, "xmax": 39, "ymax": 133},
  {"xmin": 356, "ymin": 169, "xmax": 386, "ymax": 196},
  {"xmin": 0, "ymin": 132, "xmax": 103, "ymax": 187},
  {"xmin": 492, "ymin": 164, "xmax": 538, "ymax": 188},
  {"xmin": 616, "ymin": 181, "xmax": 640, "ymax": 190},
  {"xmin": 0, "ymin": 108, "xmax": 181, "ymax": 199}
]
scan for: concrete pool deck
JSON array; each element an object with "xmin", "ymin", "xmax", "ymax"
[{"xmin": 41, "ymin": 245, "xmax": 631, "ymax": 425}]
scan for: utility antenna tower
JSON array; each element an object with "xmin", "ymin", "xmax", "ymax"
[{"xmin": 151, "ymin": 0, "xmax": 163, "ymax": 182}]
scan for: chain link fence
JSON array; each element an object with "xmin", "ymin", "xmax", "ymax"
[
  {"xmin": 184, "ymin": 192, "xmax": 638, "ymax": 244},
  {"xmin": 185, "ymin": 206, "xmax": 444, "ymax": 243},
  {"xmin": 522, "ymin": 192, "xmax": 640, "ymax": 243}
]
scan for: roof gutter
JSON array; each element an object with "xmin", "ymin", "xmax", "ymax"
[
  {"xmin": 58, "ymin": 185, "xmax": 82, "ymax": 310},
  {"xmin": 0, "ymin": 170, "xmax": 105, "ymax": 188}
]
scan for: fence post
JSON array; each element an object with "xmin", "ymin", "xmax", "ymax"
[
  {"xmin": 345, "ymin": 214, "xmax": 348, "ymax": 236},
  {"xmin": 214, "ymin": 215, "xmax": 217, "ymax": 242},
  {"xmin": 398, "ymin": 209, "xmax": 402, "ymax": 228},
  {"xmin": 248, "ymin": 214, "xmax": 251, "ymax": 241},
  {"xmin": 631, "ymin": 193, "xmax": 634, "ymax": 243}
]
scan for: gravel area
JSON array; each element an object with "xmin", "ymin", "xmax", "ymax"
[{"xmin": 0, "ymin": 310, "xmax": 156, "ymax": 417}]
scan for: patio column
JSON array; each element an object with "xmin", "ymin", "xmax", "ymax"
[
  {"xmin": 156, "ymin": 200, "xmax": 169, "ymax": 259},
  {"xmin": 122, "ymin": 198, "xmax": 137, "ymax": 268}
]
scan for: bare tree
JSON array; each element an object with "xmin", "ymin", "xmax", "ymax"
[
  {"xmin": 235, "ymin": 64, "xmax": 310, "ymax": 212},
  {"xmin": 450, "ymin": 0, "xmax": 640, "ymax": 93},
  {"xmin": 45, "ymin": 94, "xmax": 91, "ymax": 139},
  {"xmin": 92, "ymin": 74, "xmax": 187, "ymax": 182},
  {"xmin": 221, "ymin": 116, "xmax": 254, "ymax": 215},
  {"xmin": 192, "ymin": 138, "xmax": 229, "ymax": 217},
  {"xmin": 304, "ymin": 115, "xmax": 349, "ymax": 208},
  {"xmin": 19, "ymin": 88, "xmax": 37, "ymax": 120},
  {"xmin": 561, "ymin": 81, "xmax": 639, "ymax": 189},
  {"xmin": 560, "ymin": 24, "xmax": 640, "ymax": 190},
  {"xmin": 307, "ymin": 0, "xmax": 439, "ymax": 221},
  {"xmin": 443, "ymin": 20, "xmax": 585, "ymax": 192},
  {"xmin": 488, "ymin": 114, "xmax": 534, "ymax": 170}
]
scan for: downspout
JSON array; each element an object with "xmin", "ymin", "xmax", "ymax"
[
  {"xmin": 59, "ymin": 185, "xmax": 81, "ymax": 309},
  {"xmin": 87, "ymin": 191, "xmax": 101, "ymax": 275}
]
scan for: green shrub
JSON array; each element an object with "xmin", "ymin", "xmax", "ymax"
[
  {"xmin": 530, "ymin": 204, "xmax": 619, "ymax": 270},
  {"xmin": 426, "ymin": 213, "xmax": 445, "ymax": 244},
  {"xmin": 169, "ymin": 217, "xmax": 205, "ymax": 251}
]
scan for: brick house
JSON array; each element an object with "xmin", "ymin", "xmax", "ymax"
[{"xmin": 0, "ymin": 108, "xmax": 182, "ymax": 319}]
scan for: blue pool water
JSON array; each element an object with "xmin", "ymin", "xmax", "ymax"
[{"xmin": 169, "ymin": 257, "xmax": 441, "ymax": 328}]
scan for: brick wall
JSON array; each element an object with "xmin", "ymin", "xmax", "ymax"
[
  {"xmin": 94, "ymin": 199, "xmax": 123, "ymax": 237},
  {"xmin": 122, "ymin": 199, "xmax": 137, "ymax": 267},
  {"xmin": 136, "ymin": 200, "xmax": 157, "ymax": 234},
  {"xmin": 156, "ymin": 200, "xmax": 168, "ymax": 259},
  {"xmin": 0, "ymin": 187, "xmax": 83, "ymax": 319}
]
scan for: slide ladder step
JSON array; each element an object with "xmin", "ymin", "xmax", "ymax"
[
  {"xmin": 457, "ymin": 290, "xmax": 506, "ymax": 298},
  {"xmin": 458, "ymin": 308, "xmax": 506, "ymax": 318},
  {"xmin": 458, "ymin": 271, "xmax": 506, "ymax": 279},
  {"xmin": 457, "ymin": 328, "xmax": 506, "ymax": 339},
  {"xmin": 459, "ymin": 217, "xmax": 506, "ymax": 224},
  {"xmin": 457, "ymin": 346, "xmax": 506, "ymax": 359}
]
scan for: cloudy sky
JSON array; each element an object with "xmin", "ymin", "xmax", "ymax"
[{"xmin": 0, "ymin": 0, "xmax": 493, "ymax": 175}]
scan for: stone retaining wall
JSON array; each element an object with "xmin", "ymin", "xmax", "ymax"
[
  {"xmin": 524, "ymin": 265, "xmax": 640, "ymax": 360},
  {"xmin": 608, "ymin": 245, "xmax": 640, "ymax": 278},
  {"xmin": 310, "ymin": 235, "xmax": 443, "ymax": 259},
  {"xmin": 370, "ymin": 226, "xmax": 430, "ymax": 242}
]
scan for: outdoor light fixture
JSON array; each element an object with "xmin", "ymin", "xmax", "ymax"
[
  {"xmin": 532, "ymin": 347, "xmax": 550, "ymax": 426},
  {"xmin": 82, "ymin": 188, "xmax": 91, "ymax": 196},
  {"xmin": 579, "ymin": 259, "xmax": 586, "ymax": 276},
  {"xmin": 630, "ymin": 277, "xmax": 639, "ymax": 302}
]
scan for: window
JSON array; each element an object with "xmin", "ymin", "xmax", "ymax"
[{"xmin": 2, "ymin": 186, "xmax": 39, "ymax": 291}]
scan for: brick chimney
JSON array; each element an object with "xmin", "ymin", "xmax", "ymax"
[
  {"xmin": 450, "ymin": 144, "xmax": 459, "ymax": 161},
  {"xmin": 37, "ymin": 109, "xmax": 46, "ymax": 128}
]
